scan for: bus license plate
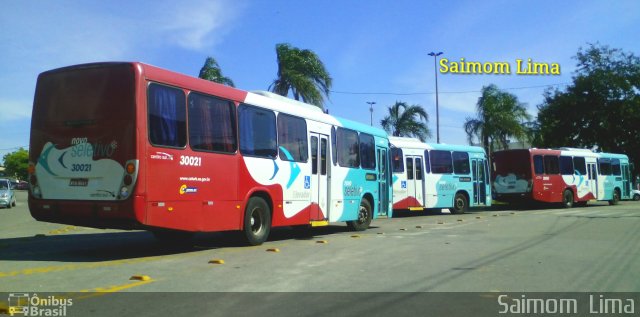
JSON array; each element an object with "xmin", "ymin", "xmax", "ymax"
[{"xmin": 69, "ymin": 178, "xmax": 89, "ymax": 186}]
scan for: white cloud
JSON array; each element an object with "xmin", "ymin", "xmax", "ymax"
[{"xmin": 158, "ymin": 0, "xmax": 245, "ymax": 50}]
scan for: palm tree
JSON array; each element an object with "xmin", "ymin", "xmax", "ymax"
[
  {"xmin": 269, "ymin": 43, "xmax": 332, "ymax": 109},
  {"xmin": 380, "ymin": 101, "xmax": 431, "ymax": 142},
  {"xmin": 463, "ymin": 84, "xmax": 531, "ymax": 156},
  {"xmin": 198, "ymin": 57, "xmax": 235, "ymax": 87}
]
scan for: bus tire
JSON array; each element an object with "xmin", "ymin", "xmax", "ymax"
[
  {"xmin": 608, "ymin": 189, "xmax": 620, "ymax": 206},
  {"xmin": 347, "ymin": 199, "xmax": 372, "ymax": 231},
  {"xmin": 243, "ymin": 196, "xmax": 271, "ymax": 246},
  {"xmin": 562, "ymin": 189, "xmax": 574, "ymax": 208},
  {"xmin": 449, "ymin": 193, "xmax": 468, "ymax": 214}
]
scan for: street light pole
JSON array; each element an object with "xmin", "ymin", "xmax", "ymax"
[
  {"xmin": 367, "ymin": 101, "xmax": 376, "ymax": 126},
  {"xmin": 428, "ymin": 51, "xmax": 443, "ymax": 143}
]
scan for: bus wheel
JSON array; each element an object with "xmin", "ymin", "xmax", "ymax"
[
  {"xmin": 243, "ymin": 197, "xmax": 271, "ymax": 246},
  {"xmin": 347, "ymin": 199, "xmax": 372, "ymax": 231},
  {"xmin": 449, "ymin": 193, "xmax": 468, "ymax": 214},
  {"xmin": 608, "ymin": 189, "xmax": 620, "ymax": 206},
  {"xmin": 562, "ymin": 190, "xmax": 574, "ymax": 208}
]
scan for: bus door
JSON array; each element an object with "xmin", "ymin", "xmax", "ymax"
[
  {"xmin": 310, "ymin": 133, "xmax": 329, "ymax": 221},
  {"xmin": 405, "ymin": 156, "xmax": 425, "ymax": 207},
  {"xmin": 622, "ymin": 163, "xmax": 631, "ymax": 198},
  {"xmin": 376, "ymin": 147, "xmax": 389, "ymax": 216},
  {"xmin": 587, "ymin": 162, "xmax": 598, "ymax": 199},
  {"xmin": 471, "ymin": 159, "xmax": 488, "ymax": 205}
]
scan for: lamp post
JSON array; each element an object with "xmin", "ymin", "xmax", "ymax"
[
  {"xmin": 366, "ymin": 101, "xmax": 376, "ymax": 126},
  {"xmin": 428, "ymin": 51, "xmax": 443, "ymax": 143}
]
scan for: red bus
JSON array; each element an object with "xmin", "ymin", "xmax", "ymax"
[
  {"xmin": 28, "ymin": 62, "xmax": 391, "ymax": 245},
  {"xmin": 492, "ymin": 148, "xmax": 631, "ymax": 207}
]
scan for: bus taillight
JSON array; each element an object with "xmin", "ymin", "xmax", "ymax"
[
  {"xmin": 118, "ymin": 160, "xmax": 139, "ymax": 200},
  {"xmin": 126, "ymin": 162, "xmax": 136, "ymax": 174}
]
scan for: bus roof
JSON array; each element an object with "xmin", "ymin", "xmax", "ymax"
[
  {"xmin": 244, "ymin": 90, "xmax": 388, "ymax": 138},
  {"xmin": 389, "ymin": 136, "xmax": 485, "ymax": 153},
  {"xmin": 598, "ymin": 152, "xmax": 629, "ymax": 160}
]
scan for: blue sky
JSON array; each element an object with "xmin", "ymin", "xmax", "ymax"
[{"xmin": 1, "ymin": 0, "xmax": 638, "ymax": 160}]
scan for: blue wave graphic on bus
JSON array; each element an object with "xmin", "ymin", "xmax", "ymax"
[
  {"xmin": 38, "ymin": 143, "xmax": 58, "ymax": 177},
  {"xmin": 269, "ymin": 160, "xmax": 279, "ymax": 180},
  {"xmin": 278, "ymin": 146, "xmax": 300, "ymax": 189},
  {"xmin": 573, "ymin": 170, "xmax": 584, "ymax": 188}
]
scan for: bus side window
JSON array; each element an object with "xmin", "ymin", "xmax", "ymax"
[
  {"xmin": 415, "ymin": 158, "xmax": 423, "ymax": 180},
  {"xmin": 598, "ymin": 159, "xmax": 612, "ymax": 175},
  {"xmin": 320, "ymin": 138, "xmax": 327, "ymax": 175},
  {"xmin": 573, "ymin": 156, "xmax": 586, "ymax": 175},
  {"xmin": 331, "ymin": 126, "xmax": 337, "ymax": 166},
  {"xmin": 391, "ymin": 148, "xmax": 404, "ymax": 173},
  {"xmin": 148, "ymin": 83, "xmax": 187, "ymax": 148},
  {"xmin": 359, "ymin": 133, "xmax": 376, "ymax": 170},
  {"xmin": 533, "ymin": 155, "xmax": 544, "ymax": 175},
  {"xmin": 424, "ymin": 150, "xmax": 431, "ymax": 173},
  {"xmin": 238, "ymin": 104, "xmax": 277, "ymax": 158},
  {"xmin": 278, "ymin": 114, "xmax": 308, "ymax": 162},
  {"xmin": 188, "ymin": 92, "xmax": 237, "ymax": 153},
  {"xmin": 406, "ymin": 158, "xmax": 414, "ymax": 180},
  {"xmin": 543, "ymin": 155, "xmax": 560, "ymax": 175},
  {"xmin": 337, "ymin": 128, "xmax": 359, "ymax": 168},
  {"xmin": 478, "ymin": 161, "xmax": 486, "ymax": 182},
  {"xmin": 611, "ymin": 159, "xmax": 621, "ymax": 176},
  {"xmin": 311, "ymin": 136, "xmax": 318, "ymax": 175},
  {"xmin": 452, "ymin": 151, "xmax": 470, "ymax": 174},
  {"xmin": 559, "ymin": 156, "xmax": 574, "ymax": 175},
  {"xmin": 430, "ymin": 150, "xmax": 453, "ymax": 174}
]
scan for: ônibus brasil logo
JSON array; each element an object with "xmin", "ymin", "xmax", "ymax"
[{"xmin": 6, "ymin": 293, "xmax": 73, "ymax": 316}]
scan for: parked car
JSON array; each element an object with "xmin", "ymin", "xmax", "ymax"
[
  {"xmin": 16, "ymin": 181, "xmax": 29, "ymax": 190},
  {"xmin": 0, "ymin": 178, "xmax": 17, "ymax": 208},
  {"xmin": 632, "ymin": 189, "xmax": 640, "ymax": 201}
]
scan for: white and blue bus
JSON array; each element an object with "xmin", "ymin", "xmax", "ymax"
[
  {"xmin": 389, "ymin": 137, "xmax": 491, "ymax": 214},
  {"xmin": 596, "ymin": 151, "xmax": 632, "ymax": 203}
]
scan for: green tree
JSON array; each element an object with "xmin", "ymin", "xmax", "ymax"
[
  {"xmin": 536, "ymin": 43, "xmax": 640, "ymax": 174},
  {"xmin": 380, "ymin": 101, "xmax": 431, "ymax": 141},
  {"xmin": 198, "ymin": 57, "xmax": 235, "ymax": 87},
  {"xmin": 463, "ymin": 84, "xmax": 531, "ymax": 156},
  {"xmin": 3, "ymin": 148, "xmax": 29, "ymax": 181},
  {"xmin": 269, "ymin": 43, "xmax": 332, "ymax": 109}
]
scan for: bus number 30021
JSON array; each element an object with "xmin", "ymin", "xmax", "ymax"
[
  {"xmin": 180, "ymin": 155, "xmax": 202, "ymax": 167},
  {"xmin": 71, "ymin": 164, "xmax": 92, "ymax": 172}
]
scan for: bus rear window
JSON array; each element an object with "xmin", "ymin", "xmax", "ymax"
[
  {"xmin": 33, "ymin": 64, "xmax": 135, "ymax": 127},
  {"xmin": 492, "ymin": 150, "xmax": 532, "ymax": 179}
]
